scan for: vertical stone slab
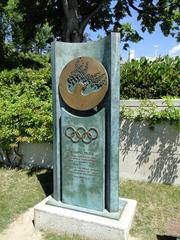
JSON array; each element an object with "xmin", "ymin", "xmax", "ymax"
[
  {"xmin": 51, "ymin": 42, "xmax": 61, "ymax": 201},
  {"xmin": 108, "ymin": 33, "xmax": 121, "ymax": 212}
]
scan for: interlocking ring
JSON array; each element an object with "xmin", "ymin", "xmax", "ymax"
[{"xmin": 65, "ymin": 127, "xmax": 98, "ymax": 144}]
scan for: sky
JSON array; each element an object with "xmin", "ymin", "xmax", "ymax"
[{"xmin": 86, "ymin": 3, "xmax": 180, "ymax": 61}]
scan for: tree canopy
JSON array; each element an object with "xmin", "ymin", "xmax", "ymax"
[{"xmin": 0, "ymin": 0, "xmax": 179, "ymax": 55}]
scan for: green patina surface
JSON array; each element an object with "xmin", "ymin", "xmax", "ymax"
[
  {"xmin": 61, "ymin": 108, "xmax": 105, "ymax": 211},
  {"xmin": 51, "ymin": 33, "xmax": 122, "ymax": 217}
]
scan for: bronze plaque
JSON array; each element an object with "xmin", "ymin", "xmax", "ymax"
[{"xmin": 59, "ymin": 57, "xmax": 108, "ymax": 111}]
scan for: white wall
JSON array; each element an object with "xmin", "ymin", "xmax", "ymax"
[
  {"xmin": 15, "ymin": 120, "xmax": 180, "ymax": 185},
  {"xmin": 120, "ymin": 99, "xmax": 180, "ymax": 185},
  {"xmin": 120, "ymin": 120, "xmax": 180, "ymax": 185}
]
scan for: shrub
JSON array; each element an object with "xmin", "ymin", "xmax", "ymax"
[
  {"xmin": 0, "ymin": 63, "xmax": 52, "ymax": 164},
  {"xmin": 2, "ymin": 45, "xmax": 50, "ymax": 70},
  {"xmin": 120, "ymin": 56, "xmax": 180, "ymax": 99}
]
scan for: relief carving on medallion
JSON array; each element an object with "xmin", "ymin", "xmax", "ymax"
[{"xmin": 59, "ymin": 57, "xmax": 108, "ymax": 110}]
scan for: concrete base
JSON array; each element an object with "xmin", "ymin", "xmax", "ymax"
[{"xmin": 34, "ymin": 196, "xmax": 137, "ymax": 240}]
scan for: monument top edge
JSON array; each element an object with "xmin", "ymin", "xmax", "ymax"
[{"xmin": 51, "ymin": 32, "xmax": 120, "ymax": 46}]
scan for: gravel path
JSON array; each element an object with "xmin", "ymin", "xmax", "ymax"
[{"xmin": 0, "ymin": 208, "xmax": 43, "ymax": 240}]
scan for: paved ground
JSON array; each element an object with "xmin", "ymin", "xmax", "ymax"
[
  {"xmin": 0, "ymin": 208, "xmax": 43, "ymax": 240},
  {"xmin": 0, "ymin": 208, "xmax": 140, "ymax": 240}
]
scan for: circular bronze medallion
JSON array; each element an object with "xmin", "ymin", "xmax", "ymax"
[{"xmin": 59, "ymin": 57, "xmax": 108, "ymax": 111}]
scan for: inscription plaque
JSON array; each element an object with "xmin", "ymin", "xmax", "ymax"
[{"xmin": 61, "ymin": 108, "xmax": 105, "ymax": 211}]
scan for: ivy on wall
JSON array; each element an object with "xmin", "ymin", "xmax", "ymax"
[{"xmin": 120, "ymin": 98, "xmax": 180, "ymax": 129}]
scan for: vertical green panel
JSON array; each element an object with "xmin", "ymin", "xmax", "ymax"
[
  {"xmin": 51, "ymin": 42, "xmax": 61, "ymax": 201},
  {"xmin": 51, "ymin": 38, "xmax": 108, "ymax": 202},
  {"xmin": 109, "ymin": 33, "xmax": 120, "ymax": 212},
  {"xmin": 61, "ymin": 108, "xmax": 105, "ymax": 211}
]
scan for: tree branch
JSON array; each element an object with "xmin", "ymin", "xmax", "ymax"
[
  {"xmin": 127, "ymin": 0, "xmax": 144, "ymax": 13},
  {"xmin": 80, "ymin": 0, "xmax": 108, "ymax": 32}
]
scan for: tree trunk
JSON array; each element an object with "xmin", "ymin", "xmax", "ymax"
[
  {"xmin": 61, "ymin": 0, "xmax": 83, "ymax": 42},
  {"xmin": 61, "ymin": 0, "xmax": 108, "ymax": 43},
  {"xmin": 62, "ymin": 20, "xmax": 83, "ymax": 42}
]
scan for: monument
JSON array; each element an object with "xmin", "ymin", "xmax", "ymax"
[{"xmin": 34, "ymin": 33, "xmax": 136, "ymax": 240}]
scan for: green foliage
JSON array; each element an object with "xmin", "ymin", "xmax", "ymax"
[
  {"xmin": 117, "ymin": 23, "xmax": 143, "ymax": 50},
  {"xmin": 1, "ymin": 0, "xmax": 53, "ymax": 53},
  {"xmin": 34, "ymin": 22, "xmax": 53, "ymax": 53},
  {"xmin": 121, "ymin": 98, "xmax": 180, "ymax": 129},
  {"xmin": 45, "ymin": 233, "xmax": 88, "ymax": 240},
  {"xmin": 2, "ymin": 46, "xmax": 50, "ymax": 70},
  {"xmin": 0, "ymin": 59, "xmax": 52, "ymax": 159},
  {"xmin": 120, "ymin": 56, "xmax": 180, "ymax": 99},
  {"xmin": 0, "ymin": 0, "xmax": 7, "ymax": 66},
  {"xmin": 1, "ymin": 0, "xmax": 179, "ymax": 51}
]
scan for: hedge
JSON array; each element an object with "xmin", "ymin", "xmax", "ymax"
[
  {"xmin": 0, "ymin": 61, "xmax": 52, "ymax": 158},
  {"xmin": 120, "ymin": 56, "xmax": 180, "ymax": 99}
]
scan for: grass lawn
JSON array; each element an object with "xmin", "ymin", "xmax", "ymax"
[
  {"xmin": 120, "ymin": 180, "xmax": 180, "ymax": 239},
  {"xmin": 44, "ymin": 233, "xmax": 89, "ymax": 240},
  {"xmin": 0, "ymin": 168, "xmax": 46, "ymax": 231},
  {"xmin": 0, "ymin": 168, "xmax": 179, "ymax": 240}
]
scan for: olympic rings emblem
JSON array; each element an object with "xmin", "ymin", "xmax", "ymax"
[{"xmin": 64, "ymin": 127, "xmax": 98, "ymax": 144}]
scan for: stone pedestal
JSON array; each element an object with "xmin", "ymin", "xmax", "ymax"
[{"xmin": 34, "ymin": 196, "xmax": 137, "ymax": 240}]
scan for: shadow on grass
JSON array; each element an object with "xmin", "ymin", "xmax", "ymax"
[
  {"xmin": 0, "ymin": 165, "xmax": 54, "ymax": 196},
  {"xmin": 157, "ymin": 235, "xmax": 176, "ymax": 240},
  {"xmin": 27, "ymin": 167, "xmax": 53, "ymax": 196}
]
